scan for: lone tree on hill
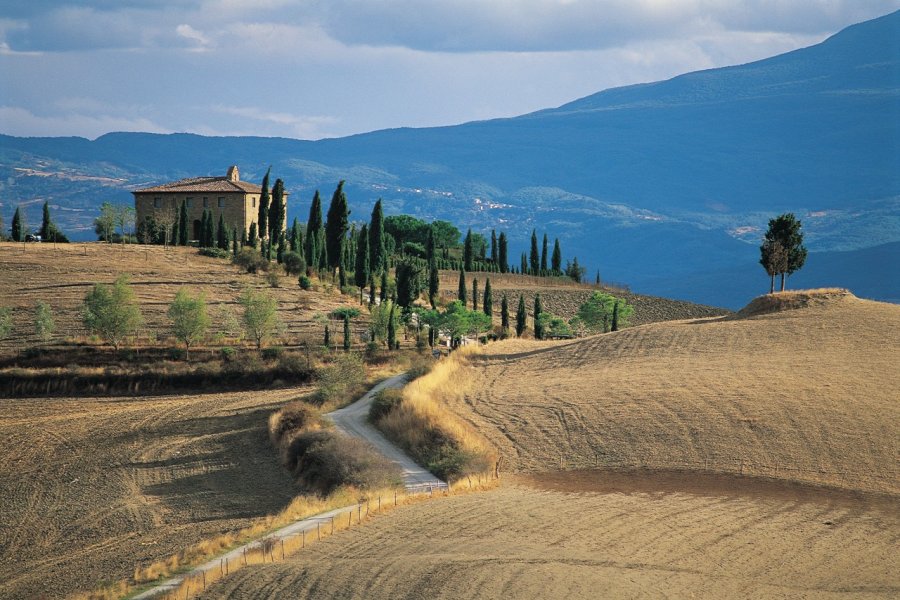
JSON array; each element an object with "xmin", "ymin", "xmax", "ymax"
[
  {"xmin": 82, "ymin": 275, "xmax": 143, "ymax": 350},
  {"xmin": 168, "ymin": 288, "xmax": 210, "ymax": 359},
  {"xmin": 760, "ymin": 213, "xmax": 807, "ymax": 292},
  {"xmin": 516, "ymin": 294, "xmax": 527, "ymax": 337}
]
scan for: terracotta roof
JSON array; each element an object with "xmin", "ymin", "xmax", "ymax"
[{"xmin": 134, "ymin": 176, "xmax": 262, "ymax": 194}]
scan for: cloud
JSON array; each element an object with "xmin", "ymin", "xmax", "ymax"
[
  {"xmin": 0, "ymin": 105, "xmax": 171, "ymax": 138},
  {"xmin": 175, "ymin": 24, "xmax": 212, "ymax": 50},
  {"xmin": 213, "ymin": 105, "xmax": 340, "ymax": 139}
]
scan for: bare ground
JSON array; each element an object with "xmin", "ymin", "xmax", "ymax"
[
  {"xmin": 0, "ymin": 387, "xmax": 308, "ymax": 599},
  {"xmin": 198, "ymin": 472, "xmax": 899, "ymax": 599}
]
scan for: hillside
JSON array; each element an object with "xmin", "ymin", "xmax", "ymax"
[
  {"xmin": 2, "ymin": 11, "xmax": 898, "ymax": 308},
  {"xmin": 444, "ymin": 290, "xmax": 899, "ymax": 494}
]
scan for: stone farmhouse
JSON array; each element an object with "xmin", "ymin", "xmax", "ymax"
[{"xmin": 132, "ymin": 165, "xmax": 287, "ymax": 241}]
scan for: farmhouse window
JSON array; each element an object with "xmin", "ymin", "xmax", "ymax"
[
  {"xmin": 186, "ymin": 197, "xmax": 193, "ymax": 208},
  {"xmin": 203, "ymin": 197, "xmax": 209, "ymax": 208},
  {"xmin": 153, "ymin": 197, "xmax": 161, "ymax": 208},
  {"xmin": 252, "ymin": 197, "xmax": 256, "ymax": 208},
  {"xmin": 218, "ymin": 197, "xmax": 225, "ymax": 208}
]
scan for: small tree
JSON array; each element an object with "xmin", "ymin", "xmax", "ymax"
[
  {"xmin": 611, "ymin": 300, "xmax": 620, "ymax": 332},
  {"xmin": 82, "ymin": 275, "xmax": 143, "ymax": 349},
  {"xmin": 217, "ymin": 214, "xmax": 228, "ymax": 250},
  {"xmin": 239, "ymin": 287, "xmax": 280, "ymax": 350},
  {"xmin": 575, "ymin": 291, "xmax": 634, "ymax": 333},
  {"xmin": 0, "ymin": 307, "xmax": 12, "ymax": 340},
  {"xmin": 540, "ymin": 233, "xmax": 548, "ymax": 274},
  {"xmin": 761, "ymin": 213, "xmax": 807, "ymax": 292},
  {"xmin": 11, "ymin": 207, "xmax": 24, "ymax": 242},
  {"xmin": 428, "ymin": 259, "xmax": 439, "ymax": 309},
  {"xmin": 759, "ymin": 239, "xmax": 787, "ymax": 294},
  {"xmin": 167, "ymin": 288, "xmax": 210, "ymax": 359},
  {"xmin": 387, "ymin": 303, "xmax": 397, "ymax": 350},
  {"xmin": 94, "ymin": 202, "xmax": 116, "ymax": 242},
  {"xmin": 516, "ymin": 294, "xmax": 527, "ymax": 337},
  {"xmin": 34, "ymin": 301, "xmax": 55, "ymax": 343},
  {"xmin": 482, "ymin": 278, "xmax": 493, "ymax": 320},
  {"xmin": 551, "ymin": 239, "xmax": 562, "ymax": 275},
  {"xmin": 533, "ymin": 294, "xmax": 544, "ymax": 340},
  {"xmin": 178, "ymin": 200, "xmax": 189, "ymax": 245},
  {"xmin": 343, "ymin": 314, "xmax": 351, "ymax": 351},
  {"xmin": 498, "ymin": 231, "xmax": 508, "ymax": 273},
  {"xmin": 258, "ymin": 166, "xmax": 271, "ymax": 242},
  {"xmin": 529, "ymin": 230, "xmax": 540, "ymax": 275},
  {"xmin": 500, "ymin": 294, "xmax": 509, "ymax": 333},
  {"xmin": 116, "ymin": 204, "xmax": 135, "ymax": 243},
  {"xmin": 40, "ymin": 202, "xmax": 52, "ymax": 240},
  {"xmin": 248, "ymin": 222, "xmax": 258, "ymax": 248},
  {"xmin": 395, "ymin": 259, "xmax": 422, "ymax": 310},
  {"xmin": 457, "ymin": 268, "xmax": 467, "ymax": 305},
  {"xmin": 472, "ymin": 278, "xmax": 479, "ymax": 312},
  {"xmin": 463, "ymin": 229, "xmax": 474, "ymax": 271}
]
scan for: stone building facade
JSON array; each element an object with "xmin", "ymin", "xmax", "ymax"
[{"xmin": 132, "ymin": 165, "xmax": 287, "ymax": 242}]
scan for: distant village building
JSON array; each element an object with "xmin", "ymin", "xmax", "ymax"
[{"xmin": 132, "ymin": 165, "xmax": 286, "ymax": 241}]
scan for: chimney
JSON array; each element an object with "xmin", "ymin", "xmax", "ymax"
[{"xmin": 227, "ymin": 165, "xmax": 239, "ymax": 182}]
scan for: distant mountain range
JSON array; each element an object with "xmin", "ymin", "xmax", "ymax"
[{"xmin": 1, "ymin": 10, "xmax": 898, "ymax": 308}]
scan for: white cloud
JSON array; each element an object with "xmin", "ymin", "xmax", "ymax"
[
  {"xmin": 0, "ymin": 105, "xmax": 171, "ymax": 138},
  {"xmin": 213, "ymin": 105, "xmax": 340, "ymax": 139},
  {"xmin": 175, "ymin": 24, "xmax": 212, "ymax": 51}
]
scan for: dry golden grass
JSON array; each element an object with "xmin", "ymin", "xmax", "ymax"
[
  {"xmin": 197, "ymin": 475, "xmax": 899, "ymax": 599},
  {"xmin": 0, "ymin": 386, "xmax": 309, "ymax": 600},
  {"xmin": 446, "ymin": 291, "xmax": 899, "ymax": 493},
  {"xmin": 376, "ymin": 348, "xmax": 497, "ymax": 481},
  {"xmin": 0, "ymin": 242, "xmax": 368, "ymax": 352}
]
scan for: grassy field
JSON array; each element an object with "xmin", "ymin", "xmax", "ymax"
[
  {"xmin": 0, "ymin": 387, "xmax": 307, "ymax": 599},
  {"xmin": 195, "ymin": 290, "xmax": 899, "ymax": 599}
]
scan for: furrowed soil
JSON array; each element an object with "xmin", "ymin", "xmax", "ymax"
[
  {"xmin": 0, "ymin": 387, "xmax": 307, "ymax": 599},
  {"xmin": 199, "ymin": 475, "xmax": 898, "ymax": 600},
  {"xmin": 198, "ymin": 290, "xmax": 899, "ymax": 599}
]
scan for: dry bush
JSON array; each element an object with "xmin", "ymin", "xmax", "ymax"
[
  {"xmin": 369, "ymin": 388, "xmax": 403, "ymax": 422},
  {"xmin": 315, "ymin": 352, "xmax": 366, "ymax": 407},
  {"xmin": 294, "ymin": 433, "xmax": 402, "ymax": 493},
  {"xmin": 374, "ymin": 348, "xmax": 496, "ymax": 481}
]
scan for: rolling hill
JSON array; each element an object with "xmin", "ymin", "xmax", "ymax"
[{"xmin": 1, "ymin": 11, "xmax": 898, "ymax": 308}]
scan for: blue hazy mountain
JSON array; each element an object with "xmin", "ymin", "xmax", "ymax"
[{"xmin": 1, "ymin": 10, "xmax": 897, "ymax": 308}]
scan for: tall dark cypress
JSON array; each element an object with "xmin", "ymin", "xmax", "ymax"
[
  {"xmin": 178, "ymin": 200, "xmax": 188, "ymax": 245},
  {"xmin": 325, "ymin": 181, "xmax": 349, "ymax": 273},
  {"xmin": 529, "ymin": 229, "xmax": 540, "ymax": 275},
  {"xmin": 490, "ymin": 229, "xmax": 498, "ymax": 264},
  {"xmin": 369, "ymin": 199, "xmax": 386, "ymax": 275},
  {"xmin": 425, "ymin": 226, "xmax": 436, "ymax": 263},
  {"xmin": 198, "ymin": 210, "xmax": 207, "ymax": 246},
  {"xmin": 11, "ymin": 206, "xmax": 23, "ymax": 242},
  {"xmin": 498, "ymin": 232, "xmax": 508, "ymax": 273},
  {"xmin": 232, "ymin": 228, "xmax": 239, "ymax": 258},
  {"xmin": 463, "ymin": 229, "xmax": 474, "ymax": 272},
  {"xmin": 534, "ymin": 294, "xmax": 544, "ymax": 340},
  {"xmin": 305, "ymin": 190, "xmax": 323, "ymax": 267},
  {"xmin": 217, "ymin": 213, "xmax": 227, "ymax": 249},
  {"xmin": 258, "ymin": 167, "xmax": 271, "ymax": 240},
  {"xmin": 520, "ymin": 252, "xmax": 528, "ymax": 274},
  {"xmin": 457, "ymin": 268, "xmax": 467, "ymax": 305},
  {"xmin": 551, "ymin": 238, "xmax": 562, "ymax": 275},
  {"xmin": 204, "ymin": 211, "xmax": 214, "ymax": 248},
  {"xmin": 500, "ymin": 294, "xmax": 509, "ymax": 331},
  {"xmin": 40, "ymin": 201, "xmax": 51, "ymax": 239},
  {"xmin": 483, "ymin": 279, "xmax": 493, "ymax": 320},
  {"xmin": 268, "ymin": 178, "xmax": 285, "ymax": 244},
  {"xmin": 354, "ymin": 224, "xmax": 370, "ymax": 289},
  {"xmin": 428, "ymin": 258, "xmax": 439, "ymax": 309},
  {"xmin": 248, "ymin": 222, "xmax": 258, "ymax": 248},
  {"xmin": 380, "ymin": 271, "xmax": 388, "ymax": 303},
  {"xmin": 387, "ymin": 304, "xmax": 396, "ymax": 350},
  {"xmin": 516, "ymin": 294, "xmax": 527, "ymax": 337},
  {"xmin": 343, "ymin": 314, "xmax": 351, "ymax": 351},
  {"xmin": 277, "ymin": 232, "xmax": 286, "ymax": 264},
  {"xmin": 289, "ymin": 218, "xmax": 300, "ymax": 252},
  {"xmin": 611, "ymin": 300, "xmax": 620, "ymax": 332},
  {"xmin": 540, "ymin": 233, "xmax": 548, "ymax": 274},
  {"xmin": 472, "ymin": 278, "xmax": 479, "ymax": 312}
]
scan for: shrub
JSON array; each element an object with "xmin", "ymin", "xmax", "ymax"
[
  {"xmin": 293, "ymin": 432, "xmax": 401, "ymax": 493},
  {"xmin": 199, "ymin": 247, "xmax": 230, "ymax": 259},
  {"xmin": 269, "ymin": 402, "xmax": 321, "ymax": 447},
  {"xmin": 261, "ymin": 346, "xmax": 283, "ymax": 360},
  {"xmin": 316, "ymin": 352, "xmax": 366, "ymax": 406},
  {"xmin": 81, "ymin": 275, "xmax": 143, "ymax": 350},
  {"xmin": 369, "ymin": 388, "xmax": 403, "ymax": 422},
  {"xmin": 298, "ymin": 275, "xmax": 312, "ymax": 290},
  {"xmin": 282, "ymin": 251, "xmax": 306, "ymax": 276},
  {"xmin": 265, "ymin": 271, "xmax": 281, "ymax": 288},
  {"xmin": 233, "ymin": 248, "xmax": 269, "ymax": 274},
  {"xmin": 219, "ymin": 346, "xmax": 236, "ymax": 361}
]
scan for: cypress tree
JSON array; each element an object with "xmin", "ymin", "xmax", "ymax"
[
  {"xmin": 268, "ymin": 177, "xmax": 285, "ymax": 243},
  {"xmin": 248, "ymin": 222, "xmax": 258, "ymax": 248},
  {"xmin": 232, "ymin": 228, "xmax": 239, "ymax": 258},
  {"xmin": 324, "ymin": 323, "xmax": 330, "ymax": 348},
  {"xmin": 387, "ymin": 304, "xmax": 396, "ymax": 350},
  {"xmin": 380, "ymin": 270, "xmax": 388, "ymax": 303},
  {"xmin": 490, "ymin": 229, "xmax": 498, "ymax": 264},
  {"xmin": 552, "ymin": 238, "xmax": 562, "ymax": 275},
  {"xmin": 530, "ymin": 229, "xmax": 540, "ymax": 275},
  {"xmin": 472, "ymin": 278, "xmax": 479, "ymax": 312},
  {"xmin": 463, "ymin": 229, "xmax": 474, "ymax": 272},
  {"xmin": 343, "ymin": 314, "xmax": 351, "ymax": 351},
  {"xmin": 369, "ymin": 276, "xmax": 377, "ymax": 306},
  {"xmin": 198, "ymin": 211, "xmax": 207, "ymax": 246},
  {"xmin": 277, "ymin": 232, "xmax": 286, "ymax": 264},
  {"xmin": 354, "ymin": 224, "xmax": 370, "ymax": 289},
  {"xmin": 425, "ymin": 226, "xmax": 435, "ymax": 263},
  {"xmin": 204, "ymin": 211, "xmax": 214, "ymax": 248},
  {"xmin": 534, "ymin": 294, "xmax": 544, "ymax": 340},
  {"xmin": 500, "ymin": 294, "xmax": 509, "ymax": 331},
  {"xmin": 540, "ymin": 233, "xmax": 548, "ymax": 274},
  {"xmin": 289, "ymin": 218, "xmax": 301, "ymax": 252},
  {"xmin": 325, "ymin": 180, "xmax": 350, "ymax": 274},
  {"xmin": 242, "ymin": 226, "xmax": 248, "ymax": 247},
  {"xmin": 498, "ymin": 232, "xmax": 508, "ymax": 273},
  {"xmin": 178, "ymin": 200, "xmax": 188, "ymax": 245},
  {"xmin": 217, "ymin": 213, "xmax": 227, "ymax": 249},
  {"xmin": 305, "ymin": 190, "xmax": 323, "ymax": 267},
  {"xmin": 40, "ymin": 201, "xmax": 51, "ymax": 239},
  {"xmin": 611, "ymin": 300, "xmax": 620, "ymax": 332},
  {"xmin": 516, "ymin": 294, "xmax": 527, "ymax": 337},
  {"xmin": 457, "ymin": 268, "xmax": 467, "ymax": 305},
  {"xmin": 11, "ymin": 207, "xmax": 23, "ymax": 242},
  {"xmin": 483, "ymin": 279, "xmax": 493, "ymax": 320},
  {"xmin": 428, "ymin": 258, "xmax": 439, "ymax": 309},
  {"xmin": 369, "ymin": 199, "xmax": 386, "ymax": 275},
  {"xmin": 520, "ymin": 252, "xmax": 528, "ymax": 275},
  {"xmin": 595, "ymin": 270, "xmax": 601, "ymax": 285},
  {"xmin": 258, "ymin": 167, "xmax": 270, "ymax": 241}
]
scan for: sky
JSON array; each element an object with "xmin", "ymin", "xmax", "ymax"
[{"xmin": 1, "ymin": 1, "xmax": 898, "ymax": 140}]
